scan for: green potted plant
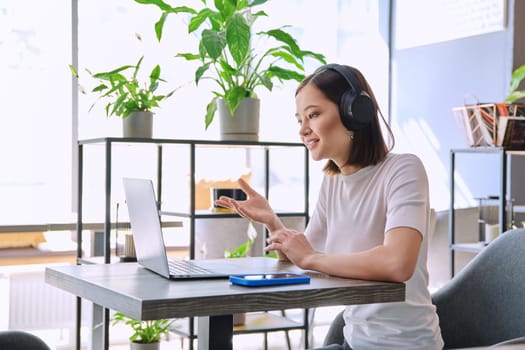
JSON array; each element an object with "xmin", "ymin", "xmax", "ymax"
[
  {"xmin": 69, "ymin": 55, "xmax": 175, "ymax": 138},
  {"xmin": 505, "ymin": 64, "xmax": 525, "ymax": 103},
  {"xmin": 135, "ymin": 0, "xmax": 326, "ymax": 140},
  {"xmin": 112, "ymin": 311, "xmax": 173, "ymax": 350},
  {"xmin": 224, "ymin": 237, "xmax": 254, "ymax": 258}
]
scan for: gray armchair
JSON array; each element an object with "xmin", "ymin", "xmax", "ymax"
[
  {"xmin": 0, "ymin": 330, "xmax": 51, "ymax": 350},
  {"xmin": 432, "ymin": 228, "xmax": 525, "ymax": 348},
  {"xmin": 323, "ymin": 229, "xmax": 525, "ymax": 349}
]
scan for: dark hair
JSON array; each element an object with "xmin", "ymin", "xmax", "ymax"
[{"xmin": 296, "ymin": 65, "xmax": 394, "ymax": 175}]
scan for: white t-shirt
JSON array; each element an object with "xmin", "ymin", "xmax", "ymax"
[{"xmin": 305, "ymin": 153, "xmax": 444, "ymax": 350}]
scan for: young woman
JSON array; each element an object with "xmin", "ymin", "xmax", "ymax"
[{"xmin": 215, "ymin": 64, "xmax": 443, "ymax": 350}]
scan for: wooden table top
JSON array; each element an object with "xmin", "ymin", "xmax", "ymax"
[{"xmin": 45, "ymin": 257, "xmax": 405, "ymax": 320}]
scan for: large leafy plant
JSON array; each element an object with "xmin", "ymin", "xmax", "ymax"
[
  {"xmin": 505, "ymin": 64, "xmax": 525, "ymax": 103},
  {"xmin": 69, "ymin": 56, "xmax": 175, "ymax": 118},
  {"xmin": 112, "ymin": 311, "xmax": 173, "ymax": 344},
  {"xmin": 135, "ymin": 0, "xmax": 326, "ymax": 129}
]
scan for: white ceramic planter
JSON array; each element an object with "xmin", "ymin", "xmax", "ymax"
[{"xmin": 194, "ymin": 218, "xmax": 251, "ymax": 259}]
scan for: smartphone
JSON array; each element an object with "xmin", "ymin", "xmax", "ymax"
[{"xmin": 229, "ymin": 273, "xmax": 310, "ymax": 287}]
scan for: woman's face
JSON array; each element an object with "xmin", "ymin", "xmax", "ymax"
[{"xmin": 295, "ymin": 83, "xmax": 352, "ymax": 168}]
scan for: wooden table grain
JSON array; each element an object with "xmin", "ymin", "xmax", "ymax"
[{"xmin": 45, "ymin": 257, "xmax": 405, "ymax": 350}]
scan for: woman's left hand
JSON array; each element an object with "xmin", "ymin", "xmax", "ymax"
[{"xmin": 265, "ymin": 229, "xmax": 317, "ymax": 269}]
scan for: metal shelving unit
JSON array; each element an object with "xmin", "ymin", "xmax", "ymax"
[
  {"xmin": 449, "ymin": 147, "xmax": 525, "ymax": 277},
  {"xmin": 75, "ymin": 137, "xmax": 311, "ymax": 350}
]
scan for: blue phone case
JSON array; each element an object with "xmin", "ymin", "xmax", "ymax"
[{"xmin": 229, "ymin": 273, "xmax": 310, "ymax": 287}]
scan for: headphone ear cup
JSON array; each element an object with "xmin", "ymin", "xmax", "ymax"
[
  {"xmin": 339, "ymin": 91, "xmax": 375, "ymax": 131},
  {"xmin": 352, "ymin": 93, "xmax": 376, "ymax": 126},
  {"xmin": 339, "ymin": 90, "xmax": 356, "ymax": 129}
]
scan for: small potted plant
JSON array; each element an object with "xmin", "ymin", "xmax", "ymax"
[
  {"xmin": 135, "ymin": 0, "xmax": 326, "ymax": 140},
  {"xmin": 112, "ymin": 311, "xmax": 173, "ymax": 350},
  {"xmin": 69, "ymin": 55, "xmax": 175, "ymax": 138}
]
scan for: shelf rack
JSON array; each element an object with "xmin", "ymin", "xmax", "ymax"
[
  {"xmin": 449, "ymin": 147, "xmax": 525, "ymax": 277},
  {"xmin": 75, "ymin": 137, "xmax": 311, "ymax": 350}
]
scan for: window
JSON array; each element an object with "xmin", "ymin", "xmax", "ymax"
[
  {"xmin": 0, "ymin": 1, "xmax": 72, "ymax": 224},
  {"xmin": 0, "ymin": 0, "xmax": 390, "ymax": 225}
]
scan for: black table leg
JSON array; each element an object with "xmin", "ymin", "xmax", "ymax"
[{"xmin": 197, "ymin": 315, "xmax": 233, "ymax": 350}]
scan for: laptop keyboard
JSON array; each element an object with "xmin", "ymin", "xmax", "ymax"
[{"xmin": 168, "ymin": 259, "xmax": 214, "ymax": 275}]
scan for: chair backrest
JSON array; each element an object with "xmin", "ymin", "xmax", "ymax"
[
  {"xmin": 431, "ymin": 228, "xmax": 525, "ymax": 349},
  {"xmin": 0, "ymin": 330, "xmax": 51, "ymax": 350}
]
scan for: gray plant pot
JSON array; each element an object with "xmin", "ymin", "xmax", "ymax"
[
  {"xmin": 130, "ymin": 342, "xmax": 160, "ymax": 350},
  {"xmin": 123, "ymin": 111, "xmax": 153, "ymax": 138},
  {"xmin": 218, "ymin": 98, "xmax": 260, "ymax": 141}
]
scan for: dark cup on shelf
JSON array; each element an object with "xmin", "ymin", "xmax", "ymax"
[{"xmin": 210, "ymin": 188, "xmax": 247, "ymax": 212}]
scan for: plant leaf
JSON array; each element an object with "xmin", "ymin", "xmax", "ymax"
[
  {"xmin": 205, "ymin": 96, "xmax": 218, "ymax": 129},
  {"xmin": 259, "ymin": 73, "xmax": 273, "ymax": 91},
  {"xmin": 196, "ymin": 62, "xmax": 212, "ymax": 84},
  {"xmin": 219, "ymin": 59, "xmax": 236, "ymax": 76},
  {"xmin": 202, "ymin": 29, "xmax": 227, "ymax": 60},
  {"xmin": 68, "ymin": 64, "xmax": 79, "ymax": 78},
  {"xmin": 269, "ymin": 49, "xmax": 303, "ymax": 70},
  {"xmin": 250, "ymin": 0, "xmax": 269, "ymax": 7},
  {"xmin": 111, "ymin": 311, "xmax": 173, "ymax": 344},
  {"xmin": 134, "ymin": 0, "xmax": 196, "ymax": 14},
  {"xmin": 167, "ymin": 5, "xmax": 197, "ymax": 14},
  {"xmin": 225, "ymin": 86, "xmax": 248, "ymax": 114},
  {"xmin": 189, "ymin": 8, "xmax": 215, "ymax": 33},
  {"xmin": 92, "ymin": 84, "xmax": 109, "ymax": 93},
  {"xmin": 261, "ymin": 28, "xmax": 302, "ymax": 58},
  {"xmin": 92, "ymin": 66, "xmax": 134, "ymax": 80},
  {"xmin": 216, "ymin": 0, "xmax": 235, "ymax": 18},
  {"xmin": 225, "ymin": 239, "xmax": 253, "ymax": 258},
  {"xmin": 301, "ymin": 49, "xmax": 327, "ymax": 64},
  {"xmin": 133, "ymin": 56, "xmax": 145, "ymax": 81},
  {"xmin": 505, "ymin": 90, "xmax": 525, "ymax": 103},
  {"xmin": 150, "ymin": 64, "xmax": 161, "ymax": 81},
  {"xmin": 154, "ymin": 12, "xmax": 168, "ymax": 41},
  {"xmin": 509, "ymin": 65, "xmax": 525, "ymax": 92},
  {"xmin": 176, "ymin": 53, "xmax": 200, "ymax": 61},
  {"xmin": 267, "ymin": 65, "xmax": 304, "ymax": 82},
  {"xmin": 226, "ymin": 13, "xmax": 250, "ymax": 67},
  {"xmin": 133, "ymin": 0, "xmax": 174, "ymax": 12}
]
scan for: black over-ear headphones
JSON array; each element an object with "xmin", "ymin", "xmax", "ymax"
[{"xmin": 314, "ymin": 64, "xmax": 376, "ymax": 131}]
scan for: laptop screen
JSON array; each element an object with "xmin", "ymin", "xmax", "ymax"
[{"xmin": 122, "ymin": 177, "xmax": 171, "ymax": 278}]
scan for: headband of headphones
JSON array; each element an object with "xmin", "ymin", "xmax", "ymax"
[{"xmin": 314, "ymin": 64, "xmax": 376, "ymax": 131}]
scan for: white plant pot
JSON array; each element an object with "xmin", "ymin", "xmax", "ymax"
[
  {"xmin": 218, "ymin": 98, "xmax": 260, "ymax": 141},
  {"xmin": 123, "ymin": 111, "xmax": 153, "ymax": 138},
  {"xmin": 195, "ymin": 218, "xmax": 251, "ymax": 259}
]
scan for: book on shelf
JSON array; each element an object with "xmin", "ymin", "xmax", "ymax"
[
  {"xmin": 453, "ymin": 103, "xmax": 525, "ymax": 147},
  {"xmin": 497, "ymin": 116, "xmax": 525, "ymax": 149}
]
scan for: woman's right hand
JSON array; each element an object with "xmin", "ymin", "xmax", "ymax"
[{"xmin": 214, "ymin": 178, "xmax": 284, "ymax": 231}]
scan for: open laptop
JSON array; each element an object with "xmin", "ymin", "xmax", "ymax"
[{"xmin": 122, "ymin": 177, "xmax": 256, "ymax": 280}]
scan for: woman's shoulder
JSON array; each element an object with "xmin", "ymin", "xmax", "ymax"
[
  {"xmin": 381, "ymin": 153, "xmax": 426, "ymax": 176},
  {"xmin": 385, "ymin": 152, "xmax": 423, "ymax": 166}
]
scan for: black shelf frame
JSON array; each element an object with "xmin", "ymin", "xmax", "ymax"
[
  {"xmin": 75, "ymin": 137, "xmax": 310, "ymax": 350},
  {"xmin": 449, "ymin": 147, "xmax": 525, "ymax": 277}
]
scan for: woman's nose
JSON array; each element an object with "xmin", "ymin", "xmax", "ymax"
[{"xmin": 299, "ymin": 121, "xmax": 310, "ymax": 136}]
